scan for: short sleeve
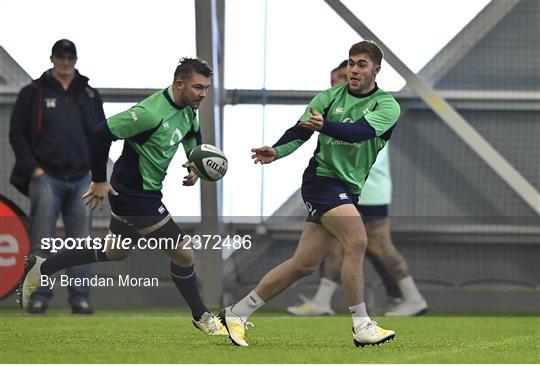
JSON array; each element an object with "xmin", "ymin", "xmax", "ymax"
[{"xmin": 107, "ymin": 105, "xmax": 159, "ymax": 139}]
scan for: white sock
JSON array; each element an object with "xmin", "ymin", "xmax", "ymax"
[
  {"xmin": 397, "ymin": 275, "xmax": 424, "ymax": 302},
  {"xmin": 231, "ymin": 290, "xmax": 265, "ymax": 319},
  {"xmin": 311, "ymin": 277, "xmax": 338, "ymax": 307},
  {"xmin": 349, "ymin": 303, "xmax": 371, "ymax": 330}
]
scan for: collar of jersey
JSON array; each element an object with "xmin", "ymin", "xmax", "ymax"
[
  {"xmin": 164, "ymin": 86, "xmax": 185, "ymax": 110},
  {"xmin": 347, "ymin": 83, "xmax": 379, "ymax": 98}
]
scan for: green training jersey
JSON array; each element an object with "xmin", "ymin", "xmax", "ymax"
[
  {"xmin": 107, "ymin": 87, "xmax": 201, "ymax": 193},
  {"xmin": 274, "ymin": 83, "xmax": 400, "ymax": 194}
]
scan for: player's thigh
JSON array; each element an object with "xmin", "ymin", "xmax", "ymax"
[
  {"xmin": 108, "ymin": 191, "xmax": 171, "ymax": 235},
  {"xmin": 291, "ymin": 222, "xmax": 339, "ymax": 269},
  {"xmin": 321, "ymin": 204, "xmax": 367, "ymax": 253},
  {"xmin": 106, "ymin": 214, "xmax": 139, "ymax": 260},
  {"xmin": 138, "ymin": 214, "xmax": 171, "ymax": 236}
]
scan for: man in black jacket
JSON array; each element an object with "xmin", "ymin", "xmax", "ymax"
[{"xmin": 9, "ymin": 39, "xmax": 105, "ymax": 314}]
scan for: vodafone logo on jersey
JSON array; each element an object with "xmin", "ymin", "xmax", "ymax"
[{"xmin": 0, "ymin": 195, "xmax": 30, "ymax": 299}]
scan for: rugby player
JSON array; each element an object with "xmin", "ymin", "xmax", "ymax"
[
  {"xmin": 19, "ymin": 58, "xmax": 227, "ymax": 336},
  {"xmin": 287, "ymin": 61, "xmax": 427, "ymax": 317},
  {"xmin": 220, "ymin": 41, "xmax": 399, "ymax": 347}
]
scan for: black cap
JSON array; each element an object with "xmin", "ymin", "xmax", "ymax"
[{"xmin": 51, "ymin": 39, "xmax": 77, "ymax": 57}]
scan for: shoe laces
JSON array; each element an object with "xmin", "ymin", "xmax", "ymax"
[
  {"xmin": 231, "ymin": 316, "xmax": 254, "ymax": 333},
  {"xmin": 201, "ymin": 313, "xmax": 220, "ymax": 332},
  {"xmin": 359, "ymin": 320, "xmax": 379, "ymax": 335},
  {"xmin": 243, "ymin": 320, "xmax": 254, "ymax": 330}
]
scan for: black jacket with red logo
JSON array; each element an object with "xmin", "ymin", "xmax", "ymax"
[{"xmin": 9, "ymin": 69, "xmax": 105, "ymax": 195}]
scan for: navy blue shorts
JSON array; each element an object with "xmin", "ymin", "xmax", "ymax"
[
  {"xmin": 301, "ymin": 174, "xmax": 360, "ymax": 224},
  {"xmin": 358, "ymin": 204, "xmax": 388, "ymax": 223},
  {"xmin": 301, "ymin": 174, "xmax": 388, "ymax": 224},
  {"xmin": 108, "ymin": 191, "xmax": 170, "ymax": 230}
]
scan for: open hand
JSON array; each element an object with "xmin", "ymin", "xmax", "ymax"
[
  {"xmin": 82, "ymin": 181, "xmax": 118, "ymax": 210},
  {"xmin": 182, "ymin": 162, "xmax": 199, "ymax": 186},
  {"xmin": 298, "ymin": 106, "xmax": 324, "ymax": 131},
  {"xmin": 251, "ymin": 146, "xmax": 276, "ymax": 164}
]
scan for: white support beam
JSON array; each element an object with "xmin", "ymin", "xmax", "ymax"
[
  {"xmin": 195, "ymin": 0, "xmax": 225, "ymax": 307},
  {"xmin": 324, "ymin": 0, "xmax": 540, "ymax": 215}
]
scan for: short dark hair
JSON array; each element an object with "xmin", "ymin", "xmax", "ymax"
[
  {"xmin": 174, "ymin": 58, "xmax": 213, "ymax": 82},
  {"xmin": 332, "ymin": 59, "xmax": 348, "ymax": 74},
  {"xmin": 349, "ymin": 41, "xmax": 383, "ymax": 65}
]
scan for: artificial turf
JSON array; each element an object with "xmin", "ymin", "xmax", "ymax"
[{"xmin": 1, "ymin": 307, "xmax": 538, "ymax": 363}]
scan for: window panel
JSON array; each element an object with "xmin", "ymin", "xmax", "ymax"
[
  {"xmin": 223, "ymin": 104, "xmax": 317, "ymax": 220},
  {"xmin": 223, "ymin": 105, "xmax": 264, "ymax": 220},
  {"xmin": 1, "ymin": 0, "xmax": 196, "ymax": 88}
]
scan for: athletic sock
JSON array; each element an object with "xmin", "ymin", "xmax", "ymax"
[
  {"xmin": 350, "ymin": 303, "xmax": 371, "ymax": 331},
  {"xmin": 231, "ymin": 290, "xmax": 265, "ymax": 319},
  {"xmin": 41, "ymin": 248, "xmax": 108, "ymax": 276},
  {"xmin": 311, "ymin": 277, "xmax": 338, "ymax": 307},
  {"xmin": 170, "ymin": 262, "xmax": 208, "ymax": 320},
  {"xmin": 397, "ymin": 275, "xmax": 424, "ymax": 302}
]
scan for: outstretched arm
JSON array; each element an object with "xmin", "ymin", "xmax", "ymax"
[
  {"xmin": 251, "ymin": 122, "xmax": 314, "ymax": 165},
  {"xmin": 251, "ymin": 146, "xmax": 276, "ymax": 164}
]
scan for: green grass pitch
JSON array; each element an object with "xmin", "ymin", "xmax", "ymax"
[{"xmin": 1, "ymin": 307, "xmax": 538, "ymax": 363}]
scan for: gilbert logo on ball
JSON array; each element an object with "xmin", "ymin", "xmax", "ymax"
[{"xmin": 188, "ymin": 144, "xmax": 228, "ymax": 181}]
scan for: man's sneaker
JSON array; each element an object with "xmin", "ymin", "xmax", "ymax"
[
  {"xmin": 353, "ymin": 321, "xmax": 395, "ymax": 347},
  {"xmin": 72, "ymin": 300, "xmax": 94, "ymax": 315},
  {"xmin": 27, "ymin": 298, "xmax": 48, "ymax": 314},
  {"xmin": 17, "ymin": 255, "xmax": 46, "ymax": 309},
  {"xmin": 286, "ymin": 295, "xmax": 335, "ymax": 316},
  {"xmin": 219, "ymin": 306, "xmax": 253, "ymax": 347},
  {"xmin": 192, "ymin": 312, "xmax": 228, "ymax": 336},
  {"xmin": 369, "ymin": 297, "xmax": 403, "ymax": 315},
  {"xmin": 384, "ymin": 298, "xmax": 428, "ymax": 317}
]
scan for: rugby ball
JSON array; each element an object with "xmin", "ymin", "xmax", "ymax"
[{"xmin": 188, "ymin": 144, "xmax": 228, "ymax": 181}]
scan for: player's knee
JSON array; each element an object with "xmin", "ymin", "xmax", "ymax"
[
  {"xmin": 107, "ymin": 216, "xmax": 140, "ymax": 261},
  {"xmin": 341, "ymin": 234, "xmax": 367, "ymax": 255},
  {"xmin": 290, "ymin": 258, "xmax": 317, "ymax": 278},
  {"xmin": 145, "ymin": 219, "xmax": 193, "ymax": 266},
  {"xmin": 168, "ymin": 244, "xmax": 195, "ymax": 266}
]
